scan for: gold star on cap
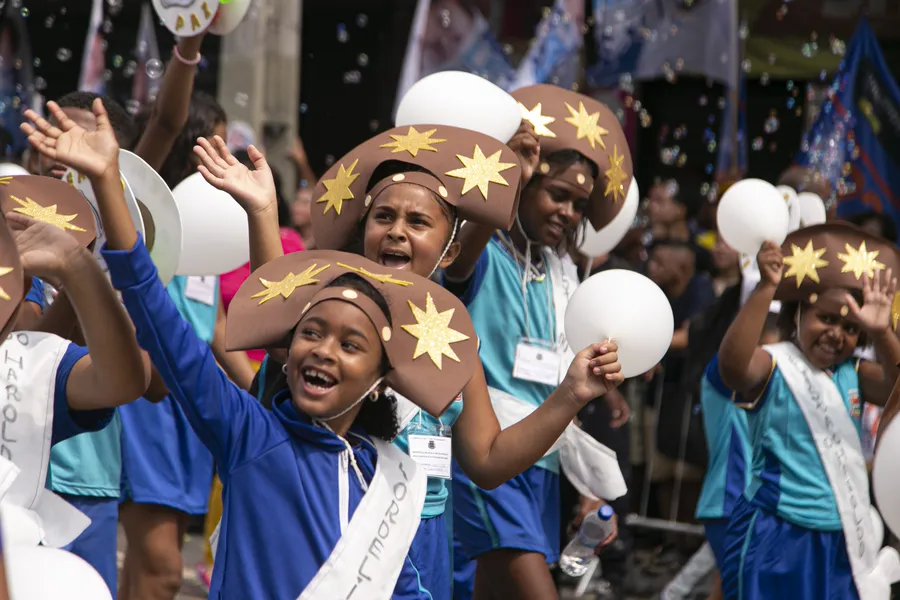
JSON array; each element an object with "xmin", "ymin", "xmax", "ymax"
[
  {"xmin": 251, "ymin": 263, "xmax": 331, "ymax": 305},
  {"xmin": 604, "ymin": 145, "xmax": 628, "ymax": 202},
  {"xmin": 379, "ymin": 126, "xmax": 447, "ymax": 157},
  {"xmin": 11, "ymin": 196, "xmax": 87, "ymax": 232},
  {"xmin": 0, "ymin": 177, "xmax": 11, "ymax": 185},
  {"xmin": 445, "ymin": 145, "xmax": 516, "ymax": 201},
  {"xmin": 337, "ymin": 262, "xmax": 413, "ymax": 287},
  {"xmin": 401, "ymin": 292, "xmax": 470, "ymax": 369},
  {"xmin": 782, "ymin": 240, "xmax": 828, "ymax": 287},
  {"xmin": 0, "ymin": 266, "xmax": 13, "ymax": 301},
  {"xmin": 519, "ymin": 102, "xmax": 557, "ymax": 138},
  {"xmin": 564, "ymin": 101, "xmax": 608, "ymax": 150},
  {"xmin": 317, "ymin": 159, "xmax": 360, "ymax": 216},
  {"xmin": 837, "ymin": 241, "xmax": 885, "ymax": 280}
]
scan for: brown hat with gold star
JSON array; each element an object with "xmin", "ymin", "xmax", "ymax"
[
  {"xmin": 0, "ymin": 175, "xmax": 97, "ymax": 248},
  {"xmin": 309, "ymin": 125, "xmax": 522, "ymax": 251},
  {"xmin": 226, "ymin": 250, "xmax": 478, "ymax": 417},
  {"xmin": 511, "ymin": 84, "xmax": 633, "ymax": 231},
  {"xmin": 0, "ymin": 215, "xmax": 25, "ymax": 342},
  {"xmin": 775, "ymin": 222, "xmax": 900, "ymax": 325}
]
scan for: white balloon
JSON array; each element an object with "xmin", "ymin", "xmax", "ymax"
[
  {"xmin": 873, "ymin": 417, "xmax": 900, "ymax": 538},
  {"xmin": 565, "ymin": 269, "xmax": 674, "ymax": 378},
  {"xmin": 6, "ymin": 546, "xmax": 112, "ymax": 600},
  {"xmin": 0, "ymin": 164, "xmax": 28, "ymax": 177},
  {"xmin": 207, "ymin": 0, "xmax": 252, "ymax": 35},
  {"xmin": 577, "ymin": 178, "xmax": 639, "ymax": 258},
  {"xmin": 173, "ymin": 173, "xmax": 250, "ymax": 276},
  {"xmin": 776, "ymin": 185, "xmax": 802, "ymax": 232},
  {"xmin": 396, "ymin": 71, "xmax": 521, "ymax": 143},
  {"xmin": 118, "ymin": 151, "xmax": 184, "ymax": 286},
  {"xmin": 798, "ymin": 191, "xmax": 827, "ymax": 227},
  {"xmin": 717, "ymin": 178, "xmax": 789, "ymax": 255}
]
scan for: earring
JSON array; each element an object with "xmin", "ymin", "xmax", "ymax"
[
  {"xmin": 282, "ymin": 364, "xmax": 288, "ymax": 375},
  {"xmin": 369, "ymin": 391, "xmax": 380, "ymax": 403}
]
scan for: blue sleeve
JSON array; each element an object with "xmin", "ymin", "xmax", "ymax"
[
  {"xmin": 51, "ymin": 344, "xmax": 114, "ymax": 446},
  {"xmin": 25, "ymin": 277, "xmax": 45, "ymax": 310},
  {"xmin": 441, "ymin": 247, "xmax": 490, "ymax": 307},
  {"xmin": 704, "ymin": 354, "xmax": 733, "ymax": 399},
  {"xmin": 102, "ymin": 236, "xmax": 286, "ymax": 474}
]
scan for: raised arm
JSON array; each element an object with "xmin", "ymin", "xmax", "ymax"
[
  {"xmin": 133, "ymin": 34, "xmax": 206, "ymax": 170},
  {"xmin": 847, "ymin": 270, "xmax": 900, "ymax": 408},
  {"xmin": 6, "ymin": 213, "xmax": 150, "ymax": 410},
  {"xmin": 22, "ymin": 98, "xmax": 281, "ymax": 469},
  {"xmin": 454, "ymin": 343, "xmax": 623, "ymax": 489},
  {"xmin": 719, "ymin": 242, "xmax": 781, "ymax": 397},
  {"xmin": 194, "ymin": 136, "xmax": 284, "ymax": 271}
]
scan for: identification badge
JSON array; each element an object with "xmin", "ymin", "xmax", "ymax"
[
  {"xmin": 185, "ymin": 276, "xmax": 217, "ymax": 306},
  {"xmin": 407, "ymin": 435, "xmax": 452, "ymax": 479},
  {"xmin": 513, "ymin": 338, "xmax": 562, "ymax": 386}
]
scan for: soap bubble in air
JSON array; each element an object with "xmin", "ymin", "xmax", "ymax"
[
  {"xmin": 145, "ymin": 58, "xmax": 164, "ymax": 79},
  {"xmin": 56, "ymin": 48, "xmax": 72, "ymax": 62},
  {"xmin": 356, "ymin": 14, "xmax": 368, "ymax": 27}
]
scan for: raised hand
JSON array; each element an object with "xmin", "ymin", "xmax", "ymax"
[
  {"xmin": 847, "ymin": 269, "xmax": 897, "ymax": 334},
  {"xmin": 20, "ymin": 99, "xmax": 120, "ymax": 180},
  {"xmin": 756, "ymin": 241, "xmax": 784, "ymax": 288},
  {"xmin": 507, "ymin": 120, "xmax": 540, "ymax": 184},
  {"xmin": 194, "ymin": 136, "xmax": 277, "ymax": 216},
  {"xmin": 562, "ymin": 341, "xmax": 625, "ymax": 407},
  {"xmin": 6, "ymin": 212, "xmax": 84, "ymax": 285}
]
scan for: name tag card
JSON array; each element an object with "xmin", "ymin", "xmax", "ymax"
[
  {"xmin": 513, "ymin": 339, "xmax": 562, "ymax": 386},
  {"xmin": 184, "ymin": 276, "xmax": 217, "ymax": 306},
  {"xmin": 407, "ymin": 435, "xmax": 452, "ymax": 479}
]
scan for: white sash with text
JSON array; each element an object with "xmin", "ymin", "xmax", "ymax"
[{"xmin": 767, "ymin": 342, "xmax": 900, "ymax": 599}]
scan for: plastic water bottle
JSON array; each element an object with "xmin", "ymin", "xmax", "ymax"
[{"xmin": 559, "ymin": 505, "xmax": 616, "ymax": 577}]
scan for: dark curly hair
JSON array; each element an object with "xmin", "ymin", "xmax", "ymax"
[
  {"xmin": 323, "ymin": 272, "xmax": 399, "ymax": 441},
  {"xmin": 56, "ymin": 91, "xmax": 137, "ymax": 149},
  {"xmin": 138, "ymin": 91, "xmax": 226, "ymax": 189}
]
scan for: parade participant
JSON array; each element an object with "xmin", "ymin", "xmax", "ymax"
[
  {"xmin": 718, "ymin": 224, "xmax": 900, "ymax": 599},
  {"xmin": 0, "ymin": 170, "xmax": 152, "ymax": 550},
  {"xmin": 23, "ymin": 94, "xmax": 469, "ymax": 598},
  {"xmin": 194, "ymin": 118, "xmax": 627, "ymax": 599},
  {"xmin": 440, "ymin": 84, "xmax": 633, "ymax": 599}
]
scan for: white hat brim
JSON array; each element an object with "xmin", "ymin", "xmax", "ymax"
[
  {"xmin": 118, "ymin": 150, "xmax": 183, "ymax": 285},
  {"xmin": 173, "ymin": 172, "xmax": 249, "ymax": 276}
]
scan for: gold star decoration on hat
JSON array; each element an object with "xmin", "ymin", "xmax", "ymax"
[
  {"xmin": 604, "ymin": 145, "xmax": 628, "ymax": 202},
  {"xmin": 519, "ymin": 102, "xmax": 557, "ymax": 138},
  {"xmin": 0, "ymin": 266, "xmax": 13, "ymax": 301},
  {"xmin": 0, "ymin": 177, "xmax": 11, "ymax": 185},
  {"xmin": 782, "ymin": 240, "xmax": 828, "ymax": 287},
  {"xmin": 251, "ymin": 263, "xmax": 331, "ymax": 305},
  {"xmin": 317, "ymin": 159, "xmax": 360, "ymax": 216},
  {"xmin": 337, "ymin": 262, "xmax": 414, "ymax": 287},
  {"xmin": 837, "ymin": 241, "xmax": 885, "ymax": 280},
  {"xmin": 379, "ymin": 126, "xmax": 447, "ymax": 157},
  {"xmin": 445, "ymin": 145, "xmax": 516, "ymax": 201},
  {"xmin": 564, "ymin": 101, "xmax": 609, "ymax": 150},
  {"xmin": 401, "ymin": 292, "xmax": 470, "ymax": 369},
  {"xmin": 11, "ymin": 196, "xmax": 87, "ymax": 233}
]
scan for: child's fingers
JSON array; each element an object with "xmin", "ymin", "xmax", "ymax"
[
  {"xmin": 213, "ymin": 136, "xmax": 239, "ymax": 167},
  {"xmin": 197, "ymin": 165, "xmax": 225, "ymax": 189},
  {"xmin": 194, "ymin": 145, "xmax": 226, "ymax": 178}
]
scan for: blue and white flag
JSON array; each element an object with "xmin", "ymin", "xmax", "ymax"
[
  {"xmin": 589, "ymin": 0, "xmax": 737, "ymax": 90},
  {"xmin": 796, "ymin": 18, "xmax": 900, "ymax": 225},
  {"xmin": 510, "ymin": 0, "xmax": 584, "ymax": 91}
]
